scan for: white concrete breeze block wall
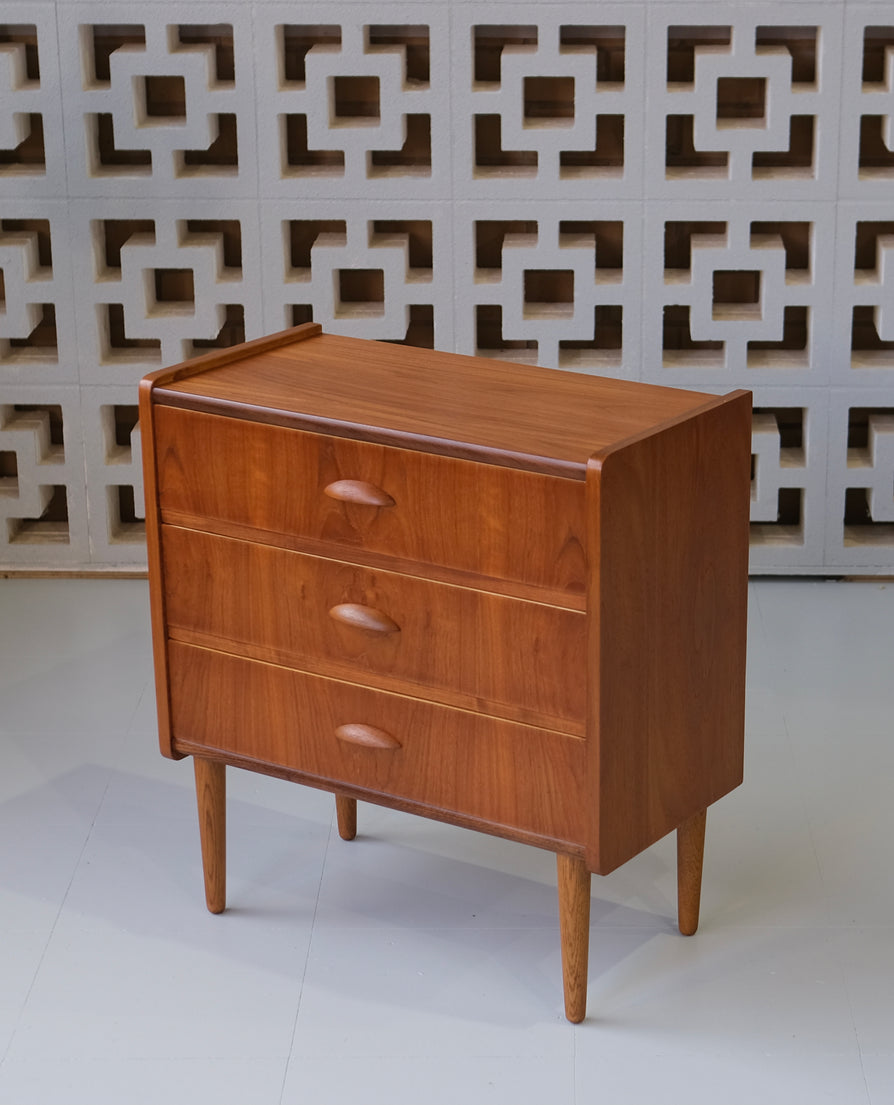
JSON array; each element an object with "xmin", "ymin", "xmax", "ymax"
[{"xmin": 0, "ymin": 2, "xmax": 892, "ymax": 573}]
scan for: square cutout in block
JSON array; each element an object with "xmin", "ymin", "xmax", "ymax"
[
  {"xmin": 716, "ymin": 77, "xmax": 766, "ymax": 121},
  {"xmin": 713, "ymin": 270, "xmax": 761, "ymax": 305},
  {"xmin": 524, "ymin": 76, "xmax": 574, "ymax": 121},
  {"xmin": 144, "ymin": 75, "xmax": 187, "ymax": 118},
  {"xmin": 334, "ymin": 76, "xmax": 380, "ymax": 119},
  {"xmin": 0, "ymin": 450, "xmax": 18, "ymax": 487},
  {"xmin": 524, "ymin": 270, "xmax": 575, "ymax": 320},
  {"xmin": 524, "ymin": 269, "xmax": 574, "ymax": 304},
  {"xmin": 153, "ymin": 268, "xmax": 195, "ymax": 304},
  {"xmin": 713, "ymin": 269, "xmax": 762, "ymax": 324},
  {"xmin": 337, "ymin": 269, "xmax": 385, "ymax": 317}
]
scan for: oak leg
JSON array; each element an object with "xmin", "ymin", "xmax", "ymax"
[
  {"xmin": 194, "ymin": 757, "xmax": 226, "ymax": 914},
  {"xmin": 677, "ymin": 808, "xmax": 707, "ymax": 936},
  {"xmin": 335, "ymin": 794, "xmax": 357, "ymax": 841},
  {"xmin": 557, "ymin": 853, "xmax": 591, "ymax": 1023}
]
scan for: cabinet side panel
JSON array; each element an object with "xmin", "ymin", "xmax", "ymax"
[
  {"xmin": 138, "ymin": 379, "xmax": 180, "ymax": 759},
  {"xmin": 586, "ymin": 392, "xmax": 751, "ymax": 874}
]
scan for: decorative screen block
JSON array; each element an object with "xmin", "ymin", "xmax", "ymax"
[
  {"xmin": 839, "ymin": 14, "xmax": 894, "ymax": 198},
  {"xmin": 259, "ymin": 201, "xmax": 454, "ymax": 348},
  {"xmin": 643, "ymin": 203, "xmax": 834, "ymax": 389},
  {"xmin": 645, "ymin": 8, "xmax": 844, "ymax": 199},
  {"xmin": 81, "ymin": 386, "xmax": 145, "ymax": 563},
  {"xmin": 253, "ymin": 6, "xmax": 451, "ymax": 198},
  {"xmin": 825, "ymin": 391, "xmax": 894, "ymax": 569},
  {"xmin": 748, "ymin": 389, "xmax": 827, "ymax": 569},
  {"xmin": 453, "ymin": 6, "xmax": 645, "ymax": 198},
  {"xmin": 0, "ymin": 10, "xmax": 65, "ymax": 198},
  {"xmin": 453, "ymin": 203, "xmax": 640, "ymax": 375},
  {"xmin": 0, "ymin": 201, "xmax": 77, "ymax": 385},
  {"xmin": 0, "ymin": 385, "xmax": 89, "ymax": 564},
  {"xmin": 70, "ymin": 199, "xmax": 263, "ymax": 385},
  {"xmin": 1, "ymin": 2, "xmax": 893, "ymax": 574},
  {"xmin": 57, "ymin": 4, "xmax": 258, "ymax": 197},
  {"xmin": 832, "ymin": 206, "xmax": 894, "ymax": 383}
]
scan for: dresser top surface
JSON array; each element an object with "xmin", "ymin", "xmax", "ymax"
[{"xmin": 154, "ymin": 327, "xmax": 730, "ymax": 474}]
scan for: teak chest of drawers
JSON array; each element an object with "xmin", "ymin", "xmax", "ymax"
[{"xmin": 140, "ymin": 323, "xmax": 751, "ymax": 1022}]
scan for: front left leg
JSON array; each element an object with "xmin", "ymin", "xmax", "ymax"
[
  {"xmin": 194, "ymin": 757, "xmax": 226, "ymax": 914},
  {"xmin": 557, "ymin": 853, "xmax": 591, "ymax": 1023},
  {"xmin": 335, "ymin": 794, "xmax": 357, "ymax": 841}
]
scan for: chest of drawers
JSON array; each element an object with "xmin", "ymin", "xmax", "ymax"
[{"xmin": 139, "ymin": 322, "xmax": 751, "ymax": 1022}]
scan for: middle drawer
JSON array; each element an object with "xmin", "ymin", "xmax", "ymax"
[{"xmin": 161, "ymin": 526, "xmax": 586, "ymax": 735}]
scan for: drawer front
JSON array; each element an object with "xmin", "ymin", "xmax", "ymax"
[
  {"xmin": 168, "ymin": 642, "xmax": 587, "ymax": 846},
  {"xmin": 154, "ymin": 406, "xmax": 587, "ymax": 601},
  {"xmin": 162, "ymin": 527, "xmax": 586, "ymax": 734}
]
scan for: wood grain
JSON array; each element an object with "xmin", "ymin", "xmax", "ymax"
[
  {"xmin": 557, "ymin": 853, "xmax": 591, "ymax": 1023},
  {"xmin": 193, "ymin": 757, "xmax": 226, "ymax": 913},
  {"xmin": 138, "ymin": 375, "xmax": 177, "ymax": 759},
  {"xmin": 156, "ymin": 330, "xmax": 719, "ymax": 475},
  {"xmin": 159, "ymin": 525, "xmax": 587, "ymax": 733},
  {"xmin": 176, "ymin": 741, "xmax": 588, "ymax": 857},
  {"xmin": 156, "ymin": 510, "xmax": 586, "ymax": 610},
  {"xmin": 677, "ymin": 808, "xmax": 707, "ymax": 936},
  {"xmin": 167, "ymin": 641, "xmax": 589, "ymax": 846},
  {"xmin": 585, "ymin": 390, "xmax": 751, "ymax": 874},
  {"xmin": 138, "ymin": 322, "xmax": 321, "ymax": 760},
  {"xmin": 141, "ymin": 322, "xmax": 322, "ymax": 392},
  {"xmin": 142, "ymin": 326, "xmax": 752, "ymax": 1022},
  {"xmin": 154, "ymin": 407, "xmax": 589, "ymax": 599},
  {"xmin": 335, "ymin": 795, "xmax": 357, "ymax": 841}
]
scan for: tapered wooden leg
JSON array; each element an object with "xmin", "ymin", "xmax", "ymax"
[
  {"xmin": 194, "ymin": 757, "xmax": 226, "ymax": 914},
  {"xmin": 335, "ymin": 794, "xmax": 357, "ymax": 841},
  {"xmin": 677, "ymin": 808, "xmax": 707, "ymax": 936},
  {"xmin": 557, "ymin": 853, "xmax": 591, "ymax": 1023}
]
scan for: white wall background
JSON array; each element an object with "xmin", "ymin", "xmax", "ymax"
[{"xmin": 1, "ymin": 1, "xmax": 893, "ymax": 573}]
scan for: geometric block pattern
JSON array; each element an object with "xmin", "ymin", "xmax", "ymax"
[
  {"xmin": 254, "ymin": 10, "xmax": 451, "ymax": 199},
  {"xmin": 856, "ymin": 413, "xmax": 894, "ymax": 524},
  {"xmin": 57, "ymin": 5, "xmax": 259, "ymax": 198},
  {"xmin": 455, "ymin": 206, "xmax": 640, "ymax": 374},
  {"xmin": 0, "ymin": 205, "xmax": 78, "ymax": 384},
  {"xmin": 0, "ymin": 387, "xmax": 89, "ymax": 564},
  {"xmin": 646, "ymin": 206, "xmax": 836, "ymax": 387},
  {"xmin": 453, "ymin": 9, "xmax": 644, "ymax": 199},
  {"xmin": 825, "ymin": 392, "xmax": 894, "ymax": 569},
  {"xmin": 0, "ymin": 9, "xmax": 66, "ymax": 199},
  {"xmin": 69, "ymin": 201, "xmax": 264, "ymax": 386},
  {"xmin": 747, "ymin": 390, "xmax": 828, "ymax": 570},
  {"xmin": 839, "ymin": 18, "xmax": 894, "ymax": 198},
  {"xmin": 0, "ymin": 2, "xmax": 892, "ymax": 575},
  {"xmin": 833, "ymin": 211, "xmax": 894, "ymax": 380},
  {"xmin": 259, "ymin": 208, "xmax": 453, "ymax": 348},
  {"xmin": 647, "ymin": 11, "xmax": 845, "ymax": 199},
  {"xmin": 81, "ymin": 387, "xmax": 146, "ymax": 563}
]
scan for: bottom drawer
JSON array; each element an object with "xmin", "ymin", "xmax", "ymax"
[{"xmin": 168, "ymin": 642, "xmax": 587, "ymax": 847}]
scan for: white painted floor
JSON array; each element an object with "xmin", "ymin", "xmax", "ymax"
[{"xmin": 0, "ymin": 577, "xmax": 892, "ymax": 1105}]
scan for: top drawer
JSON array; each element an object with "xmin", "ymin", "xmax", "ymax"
[{"xmin": 153, "ymin": 406, "xmax": 587, "ymax": 601}]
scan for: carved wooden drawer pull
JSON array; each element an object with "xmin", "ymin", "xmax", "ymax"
[
  {"xmin": 334, "ymin": 723, "xmax": 402, "ymax": 750},
  {"xmin": 324, "ymin": 479, "xmax": 395, "ymax": 508},
  {"xmin": 329, "ymin": 603, "xmax": 401, "ymax": 635}
]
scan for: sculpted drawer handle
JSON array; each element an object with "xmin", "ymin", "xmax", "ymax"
[
  {"xmin": 335, "ymin": 723, "xmax": 402, "ymax": 750},
  {"xmin": 324, "ymin": 480, "xmax": 395, "ymax": 508},
  {"xmin": 329, "ymin": 603, "xmax": 401, "ymax": 636}
]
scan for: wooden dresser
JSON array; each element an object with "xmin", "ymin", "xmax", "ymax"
[{"xmin": 139, "ymin": 322, "xmax": 751, "ymax": 1022}]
